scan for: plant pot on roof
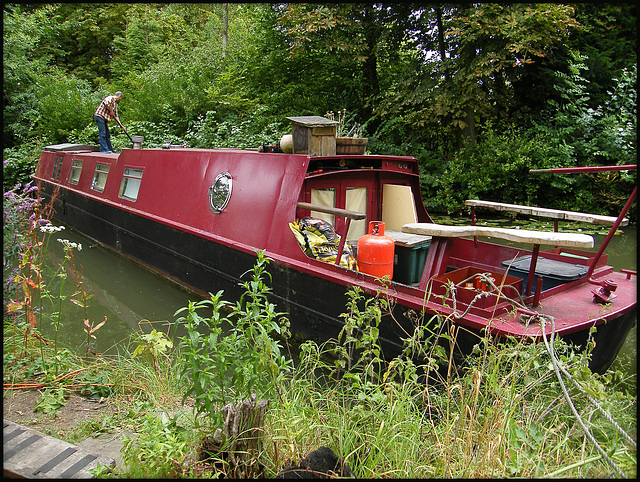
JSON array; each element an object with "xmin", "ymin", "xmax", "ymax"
[
  {"xmin": 335, "ymin": 136, "xmax": 368, "ymax": 155},
  {"xmin": 327, "ymin": 109, "xmax": 368, "ymax": 155}
]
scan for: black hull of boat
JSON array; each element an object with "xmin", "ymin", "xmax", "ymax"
[
  {"xmin": 40, "ymin": 186, "xmax": 634, "ymax": 373},
  {"xmin": 42, "ymin": 186, "xmax": 416, "ymax": 358},
  {"xmin": 566, "ymin": 308, "xmax": 636, "ymax": 374}
]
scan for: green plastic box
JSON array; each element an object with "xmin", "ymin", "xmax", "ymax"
[{"xmin": 393, "ymin": 242, "xmax": 430, "ymax": 285}]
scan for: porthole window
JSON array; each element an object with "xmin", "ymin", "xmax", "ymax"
[{"xmin": 208, "ymin": 172, "xmax": 232, "ymax": 214}]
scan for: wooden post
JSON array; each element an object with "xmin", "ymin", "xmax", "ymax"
[{"xmin": 220, "ymin": 395, "xmax": 270, "ymax": 478}]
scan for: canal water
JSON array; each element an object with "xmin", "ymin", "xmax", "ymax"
[
  {"xmin": 40, "ymin": 227, "xmax": 200, "ymax": 356},
  {"xmin": 40, "ymin": 223, "xmax": 636, "ymax": 379}
]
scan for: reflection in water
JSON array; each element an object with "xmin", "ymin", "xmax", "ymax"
[{"xmin": 42, "ymin": 227, "xmax": 202, "ymax": 355}]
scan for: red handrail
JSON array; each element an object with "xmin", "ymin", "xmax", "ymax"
[
  {"xmin": 530, "ymin": 164, "xmax": 636, "ymax": 174},
  {"xmin": 530, "ymin": 165, "xmax": 637, "ymax": 300}
]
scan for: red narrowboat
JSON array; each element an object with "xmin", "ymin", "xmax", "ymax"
[{"xmin": 32, "ymin": 116, "xmax": 636, "ymax": 373}]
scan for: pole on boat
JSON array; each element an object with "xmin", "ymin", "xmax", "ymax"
[
  {"xmin": 114, "ymin": 117, "xmax": 134, "ymax": 144},
  {"xmin": 530, "ymin": 164, "xmax": 636, "ymax": 174}
]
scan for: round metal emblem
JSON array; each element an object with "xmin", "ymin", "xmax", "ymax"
[{"xmin": 208, "ymin": 172, "xmax": 232, "ymax": 213}]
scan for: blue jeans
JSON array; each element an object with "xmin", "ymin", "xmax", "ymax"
[{"xmin": 94, "ymin": 115, "xmax": 113, "ymax": 152}]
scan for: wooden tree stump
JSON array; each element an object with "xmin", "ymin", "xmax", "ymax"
[{"xmin": 220, "ymin": 394, "xmax": 269, "ymax": 478}]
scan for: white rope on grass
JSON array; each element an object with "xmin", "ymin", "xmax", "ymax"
[
  {"xmin": 539, "ymin": 315, "xmax": 630, "ymax": 478},
  {"xmin": 447, "ymin": 273, "xmax": 635, "ymax": 476}
]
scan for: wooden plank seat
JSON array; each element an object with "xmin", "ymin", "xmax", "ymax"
[
  {"xmin": 402, "ymin": 223, "xmax": 594, "ymax": 248},
  {"xmin": 464, "ymin": 199, "xmax": 629, "ymax": 227},
  {"xmin": 402, "ymin": 223, "xmax": 594, "ymax": 296}
]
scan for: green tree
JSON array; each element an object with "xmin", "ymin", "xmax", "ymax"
[
  {"xmin": 48, "ymin": 3, "xmax": 129, "ymax": 85},
  {"xmin": 3, "ymin": 4, "xmax": 63, "ymax": 145},
  {"xmin": 420, "ymin": 4, "xmax": 578, "ymax": 148},
  {"xmin": 572, "ymin": 3, "xmax": 637, "ymax": 110},
  {"xmin": 35, "ymin": 70, "xmax": 101, "ymax": 143}
]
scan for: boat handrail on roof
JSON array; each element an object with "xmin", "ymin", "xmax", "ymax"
[
  {"xmin": 402, "ymin": 223, "xmax": 594, "ymax": 248},
  {"xmin": 464, "ymin": 199, "xmax": 629, "ymax": 227},
  {"xmin": 296, "ymin": 202, "xmax": 366, "ymax": 221}
]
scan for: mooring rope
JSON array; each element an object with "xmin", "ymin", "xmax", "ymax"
[
  {"xmin": 448, "ymin": 273, "xmax": 635, "ymax": 477},
  {"xmin": 539, "ymin": 315, "xmax": 631, "ymax": 478},
  {"xmin": 546, "ymin": 341, "xmax": 637, "ymax": 449}
]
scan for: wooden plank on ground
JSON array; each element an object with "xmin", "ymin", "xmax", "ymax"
[{"xmin": 3, "ymin": 419, "xmax": 115, "ymax": 479}]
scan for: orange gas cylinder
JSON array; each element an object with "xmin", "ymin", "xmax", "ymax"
[{"xmin": 357, "ymin": 221, "xmax": 395, "ymax": 279}]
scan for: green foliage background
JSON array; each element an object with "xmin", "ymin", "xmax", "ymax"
[{"xmin": 3, "ymin": 3, "xmax": 636, "ymax": 219}]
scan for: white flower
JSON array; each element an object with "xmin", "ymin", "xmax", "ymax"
[
  {"xmin": 57, "ymin": 239, "xmax": 80, "ymax": 250},
  {"xmin": 40, "ymin": 223, "xmax": 65, "ymax": 233}
]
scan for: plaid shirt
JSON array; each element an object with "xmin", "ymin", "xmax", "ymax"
[{"xmin": 94, "ymin": 95, "xmax": 119, "ymax": 122}]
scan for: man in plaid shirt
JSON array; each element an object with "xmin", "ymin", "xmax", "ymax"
[{"xmin": 94, "ymin": 91, "xmax": 124, "ymax": 153}]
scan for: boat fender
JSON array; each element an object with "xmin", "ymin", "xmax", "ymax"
[{"xmin": 280, "ymin": 134, "xmax": 293, "ymax": 153}]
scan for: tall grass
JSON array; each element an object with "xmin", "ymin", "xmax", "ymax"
[
  {"xmin": 3, "ymin": 185, "xmax": 636, "ymax": 478},
  {"xmin": 260, "ymin": 317, "xmax": 636, "ymax": 478}
]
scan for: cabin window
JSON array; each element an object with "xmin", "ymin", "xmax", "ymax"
[
  {"xmin": 51, "ymin": 156, "xmax": 64, "ymax": 180},
  {"xmin": 91, "ymin": 164, "xmax": 110, "ymax": 192},
  {"xmin": 310, "ymin": 188, "xmax": 336, "ymax": 225},
  {"xmin": 346, "ymin": 187, "xmax": 368, "ymax": 240},
  {"xmin": 119, "ymin": 168, "xmax": 143, "ymax": 201},
  {"xmin": 68, "ymin": 160, "xmax": 83, "ymax": 184},
  {"xmin": 208, "ymin": 171, "xmax": 232, "ymax": 213}
]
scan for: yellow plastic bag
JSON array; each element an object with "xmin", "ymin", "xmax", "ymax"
[{"xmin": 289, "ymin": 217, "xmax": 357, "ymax": 270}]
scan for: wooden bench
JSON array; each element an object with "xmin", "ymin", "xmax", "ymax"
[
  {"xmin": 402, "ymin": 223, "xmax": 594, "ymax": 296},
  {"xmin": 3, "ymin": 419, "xmax": 115, "ymax": 479},
  {"xmin": 464, "ymin": 199, "xmax": 629, "ymax": 228},
  {"xmin": 401, "ymin": 223, "xmax": 594, "ymax": 249}
]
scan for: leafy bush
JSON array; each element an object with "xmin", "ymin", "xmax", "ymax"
[
  {"xmin": 176, "ymin": 250, "xmax": 292, "ymax": 426},
  {"xmin": 184, "ymin": 106, "xmax": 288, "ymax": 149},
  {"xmin": 34, "ymin": 72, "xmax": 101, "ymax": 143},
  {"xmin": 122, "ymin": 412, "xmax": 192, "ymax": 478},
  {"xmin": 3, "ymin": 143, "xmax": 43, "ymax": 192},
  {"xmin": 432, "ymin": 126, "xmax": 571, "ymax": 214}
]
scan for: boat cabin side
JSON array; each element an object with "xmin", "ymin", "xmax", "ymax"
[
  {"xmin": 296, "ymin": 154, "xmax": 432, "ymax": 242},
  {"xmin": 34, "ymin": 144, "xmax": 622, "ymax": 303}
]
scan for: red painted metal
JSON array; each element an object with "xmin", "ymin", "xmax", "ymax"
[
  {"xmin": 525, "ymin": 244, "xmax": 541, "ymax": 297},
  {"xmin": 530, "ymin": 164, "xmax": 636, "ymax": 174},
  {"xmin": 32, "ymin": 146, "xmax": 636, "ymax": 373},
  {"xmin": 35, "ymin": 148, "xmax": 311, "ymax": 258},
  {"xmin": 586, "ymin": 185, "xmax": 637, "ymax": 288}
]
